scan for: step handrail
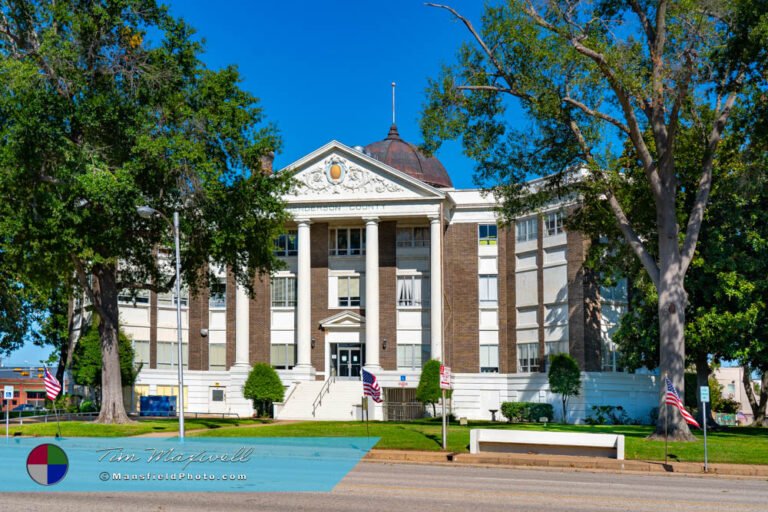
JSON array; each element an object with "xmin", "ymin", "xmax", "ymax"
[{"xmin": 311, "ymin": 367, "xmax": 336, "ymax": 417}]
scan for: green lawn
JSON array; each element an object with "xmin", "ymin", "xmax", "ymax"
[
  {"xmin": 5, "ymin": 417, "xmax": 263, "ymax": 437},
  {"xmin": 8, "ymin": 418, "xmax": 767, "ymax": 465},
  {"xmin": 193, "ymin": 420, "xmax": 768, "ymax": 465}
]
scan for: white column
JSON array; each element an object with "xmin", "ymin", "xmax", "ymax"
[
  {"xmin": 295, "ymin": 219, "xmax": 313, "ymax": 369},
  {"xmin": 234, "ymin": 282, "xmax": 250, "ymax": 367},
  {"xmin": 364, "ymin": 217, "xmax": 380, "ymax": 370},
  {"xmin": 430, "ymin": 215, "xmax": 443, "ymax": 361}
]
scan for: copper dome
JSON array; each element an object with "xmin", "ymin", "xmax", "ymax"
[{"xmin": 364, "ymin": 125, "xmax": 453, "ymax": 189}]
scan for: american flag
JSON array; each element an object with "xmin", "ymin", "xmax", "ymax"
[
  {"xmin": 44, "ymin": 367, "xmax": 62, "ymax": 401},
  {"xmin": 362, "ymin": 369, "xmax": 382, "ymax": 403},
  {"xmin": 665, "ymin": 377, "xmax": 700, "ymax": 429}
]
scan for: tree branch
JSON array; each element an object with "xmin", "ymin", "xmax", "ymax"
[
  {"xmin": 680, "ymin": 86, "xmax": 740, "ymax": 274},
  {"xmin": 563, "ymin": 96, "xmax": 630, "ymax": 134},
  {"xmin": 607, "ymin": 191, "xmax": 660, "ymax": 288}
]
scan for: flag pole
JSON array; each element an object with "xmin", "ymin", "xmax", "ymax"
[
  {"xmin": 52, "ymin": 398, "xmax": 62, "ymax": 439},
  {"xmin": 664, "ymin": 374, "xmax": 669, "ymax": 464}
]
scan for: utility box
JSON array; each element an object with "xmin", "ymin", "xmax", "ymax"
[{"xmin": 139, "ymin": 395, "xmax": 177, "ymax": 417}]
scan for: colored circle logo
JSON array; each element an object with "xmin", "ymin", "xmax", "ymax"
[{"xmin": 26, "ymin": 443, "xmax": 69, "ymax": 486}]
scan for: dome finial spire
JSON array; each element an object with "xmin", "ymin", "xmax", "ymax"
[{"xmin": 391, "ymin": 81, "xmax": 396, "ymax": 126}]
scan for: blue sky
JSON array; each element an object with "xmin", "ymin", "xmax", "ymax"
[{"xmin": 6, "ymin": 1, "xmax": 495, "ymax": 366}]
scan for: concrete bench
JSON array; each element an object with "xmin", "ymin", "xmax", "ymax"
[{"xmin": 469, "ymin": 429, "xmax": 625, "ymax": 460}]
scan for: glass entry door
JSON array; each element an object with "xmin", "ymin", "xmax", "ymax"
[{"xmin": 337, "ymin": 346, "xmax": 362, "ymax": 378}]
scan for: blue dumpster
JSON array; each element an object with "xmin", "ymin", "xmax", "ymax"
[{"xmin": 139, "ymin": 395, "xmax": 177, "ymax": 417}]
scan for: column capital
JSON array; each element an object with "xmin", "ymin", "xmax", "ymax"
[
  {"xmin": 294, "ymin": 217, "xmax": 312, "ymax": 226},
  {"xmin": 427, "ymin": 214, "xmax": 441, "ymax": 224},
  {"xmin": 362, "ymin": 216, "xmax": 380, "ymax": 224}
]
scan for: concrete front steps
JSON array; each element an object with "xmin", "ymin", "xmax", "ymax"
[{"xmin": 276, "ymin": 379, "xmax": 364, "ymax": 421}]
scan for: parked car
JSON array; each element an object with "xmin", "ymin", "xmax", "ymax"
[{"xmin": 12, "ymin": 404, "xmax": 46, "ymax": 413}]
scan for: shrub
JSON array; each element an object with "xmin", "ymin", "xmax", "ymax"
[
  {"xmin": 500, "ymin": 402, "xmax": 554, "ymax": 423},
  {"xmin": 416, "ymin": 359, "xmax": 451, "ymax": 416},
  {"xmin": 548, "ymin": 353, "xmax": 581, "ymax": 423},
  {"xmin": 585, "ymin": 405, "xmax": 633, "ymax": 425},
  {"xmin": 243, "ymin": 363, "xmax": 284, "ymax": 417},
  {"xmin": 79, "ymin": 400, "xmax": 98, "ymax": 413}
]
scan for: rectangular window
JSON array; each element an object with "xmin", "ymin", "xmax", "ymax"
[
  {"xmin": 396, "ymin": 275, "xmax": 429, "ymax": 307},
  {"xmin": 397, "ymin": 344, "xmax": 430, "ymax": 370},
  {"xmin": 478, "ymin": 224, "xmax": 498, "ymax": 245},
  {"xmin": 517, "ymin": 342, "xmax": 540, "ymax": 373},
  {"xmin": 479, "ymin": 275, "xmax": 498, "ymax": 307},
  {"xmin": 480, "ymin": 345, "xmax": 499, "ymax": 373},
  {"xmin": 600, "ymin": 278, "xmax": 628, "ymax": 302},
  {"xmin": 211, "ymin": 389, "xmax": 225, "ymax": 402},
  {"xmin": 396, "ymin": 227, "xmax": 430, "ymax": 247},
  {"xmin": 516, "ymin": 217, "xmax": 538, "ymax": 242},
  {"xmin": 273, "ymin": 230, "xmax": 298, "ymax": 257},
  {"xmin": 155, "ymin": 385, "xmax": 189, "ymax": 412},
  {"xmin": 271, "ymin": 276, "xmax": 297, "ymax": 307},
  {"xmin": 329, "ymin": 228, "xmax": 366, "ymax": 256},
  {"xmin": 157, "ymin": 285, "xmax": 188, "ymax": 308},
  {"xmin": 209, "ymin": 278, "xmax": 226, "ymax": 309},
  {"xmin": 133, "ymin": 340, "xmax": 150, "ymax": 365},
  {"xmin": 118, "ymin": 289, "xmax": 150, "ymax": 306},
  {"xmin": 337, "ymin": 276, "xmax": 361, "ymax": 307},
  {"xmin": 545, "ymin": 211, "xmax": 565, "ymax": 237},
  {"xmin": 26, "ymin": 391, "xmax": 46, "ymax": 400},
  {"xmin": 270, "ymin": 344, "xmax": 296, "ymax": 369},
  {"xmin": 156, "ymin": 341, "xmax": 189, "ymax": 369},
  {"xmin": 209, "ymin": 343, "xmax": 226, "ymax": 371},
  {"xmin": 545, "ymin": 340, "xmax": 569, "ymax": 357}
]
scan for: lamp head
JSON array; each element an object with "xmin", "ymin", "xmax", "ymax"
[{"xmin": 136, "ymin": 206, "xmax": 158, "ymax": 219}]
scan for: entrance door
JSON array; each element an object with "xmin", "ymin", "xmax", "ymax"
[{"xmin": 337, "ymin": 346, "xmax": 362, "ymax": 378}]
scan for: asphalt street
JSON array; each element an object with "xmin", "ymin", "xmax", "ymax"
[{"xmin": 5, "ymin": 461, "xmax": 767, "ymax": 512}]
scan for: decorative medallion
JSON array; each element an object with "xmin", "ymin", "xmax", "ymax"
[{"xmin": 325, "ymin": 158, "xmax": 347, "ymax": 184}]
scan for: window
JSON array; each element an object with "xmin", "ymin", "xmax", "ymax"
[
  {"xmin": 156, "ymin": 385, "xmax": 189, "ymax": 412},
  {"xmin": 274, "ymin": 230, "xmax": 298, "ymax": 257},
  {"xmin": 118, "ymin": 289, "xmax": 150, "ymax": 306},
  {"xmin": 337, "ymin": 276, "xmax": 361, "ymax": 307},
  {"xmin": 479, "ymin": 224, "xmax": 498, "ymax": 245},
  {"xmin": 133, "ymin": 339, "xmax": 150, "ymax": 365},
  {"xmin": 271, "ymin": 344, "xmax": 296, "ymax": 369},
  {"xmin": 545, "ymin": 340, "xmax": 569, "ymax": 357},
  {"xmin": 209, "ymin": 343, "xmax": 226, "ymax": 371},
  {"xmin": 545, "ymin": 211, "xmax": 565, "ymax": 236},
  {"xmin": 158, "ymin": 285, "xmax": 188, "ymax": 308},
  {"xmin": 480, "ymin": 345, "xmax": 499, "ymax": 373},
  {"xmin": 396, "ymin": 227, "xmax": 430, "ymax": 247},
  {"xmin": 211, "ymin": 389, "xmax": 225, "ymax": 402},
  {"xmin": 157, "ymin": 341, "xmax": 188, "ymax": 369},
  {"xmin": 26, "ymin": 391, "xmax": 46, "ymax": 400},
  {"xmin": 601, "ymin": 341, "xmax": 622, "ymax": 372},
  {"xmin": 209, "ymin": 278, "xmax": 226, "ymax": 309},
  {"xmin": 517, "ymin": 342, "xmax": 540, "ymax": 372},
  {"xmin": 397, "ymin": 344, "xmax": 430, "ymax": 370},
  {"xmin": 600, "ymin": 278, "xmax": 628, "ymax": 302},
  {"xmin": 397, "ymin": 276, "xmax": 429, "ymax": 307},
  {"xmin": 329, "ymin": 228, "xmax": 366, "ymax": 256},
  {"xmin": 516, "ymin": 217, "xmax": 538, "ymax": 242},
  {"xmin": 479, "ymin": 275, "xmax": 498, "ymax": 307},
  {"xmin": 271, "ymin": 276, "xmax": 296, "ymax": 307}
]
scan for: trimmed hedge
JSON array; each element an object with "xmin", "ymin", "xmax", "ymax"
[{"xmin": 500, "ymin": 402, "xmax": 554, "ymax": 423}]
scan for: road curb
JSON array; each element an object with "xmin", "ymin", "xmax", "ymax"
[{"xmin": 364, "ymin": 449, "xmax": 768, "ymax": 477}]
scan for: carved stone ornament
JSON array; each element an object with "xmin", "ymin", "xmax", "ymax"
[{"xmin": 293, "ymin": 157, "xmax": 405, "ymax": 196}]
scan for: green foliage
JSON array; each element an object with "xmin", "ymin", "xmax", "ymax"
[
  {"xmin": 243, "ymin": 363, "xmax": 284, "ymax": 417},
  {"xmin": 709, "ymin": 377, "xmax": 741, "ymax": 414},
  {"xmin": 79, "ymin": 400, "xmax": 98, "ymax": 413},
  {"xmin": 500, "ymin": 402, "xmax": 554, "ymax": 423},
  {"xmin": 71, "ymin": 318, "xmax": 138, "ymax": 391},
  {"xmin": 548, "ymin": 354, "xmax": 581, "ymax": 423},
  {"xmin": 585, "ymin": 405, "xmax": 638, "ymax": 426},
  {"xmin": 416, "ymin": 359, "xmax": 450, "ymax": 416}
]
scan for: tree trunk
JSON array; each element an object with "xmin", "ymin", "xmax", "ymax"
[
  {"xmin": 694, "ymin": 351, "xmax": 719, "ymax": 428},
  {"xmin": 743, "ymin": 367, "xmax": 768, "ymax": 427},
  {"xmin": 93, "ymin": 264, "xmax": 133, "ymax": 424},
  {"xmin": 651, "ymin": 193, "xmax": 695, "ymax": 441}
]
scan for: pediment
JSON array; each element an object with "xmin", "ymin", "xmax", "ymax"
[
  {"xmin": 319, "ymin": 310, "xmax": 365, "ymax": 329},
  {"xmin": 281, "ymin": 141, "xmax": 445, "ymax": 202}
]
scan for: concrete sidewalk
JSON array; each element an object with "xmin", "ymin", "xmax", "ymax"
[{"xmin": 364, "ymin": 449, "xmax": 768, "ymax": 477}]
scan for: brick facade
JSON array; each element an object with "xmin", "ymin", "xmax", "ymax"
[
  {"xmin": 499, "ymin": 225, "xmax": 517, "ymax": 373},
  {"xmin": 537, "ymin": 215, "xmax": 546, "ymax": 372},
  {"xmin": 187, "ymin": 286, "xmax": 209, "ymax": 371},
  {"xmin": 149, "ymin": 290, "xmax": 157, "ymax": 369},
  {"xmin": 444, "ymin": 222, "xmax": 479, "ymax": 373},
  {"xmin": 225, "ymin": 269, "xmax": 236, "ymax": 369},
  {"xmin": 566, "ymin": 229, "xmax": 602, "ymax": 371},
  {"xmin": 249, "ymin": 275, "xmax": 270, "ymax": 366},
  {"xmin": 309, "ymin": 223, "xmax": 330, "ymax": 374},
  {"xmin": 378, "ymin": 221, "xmax": 397, "ymax": 370}
]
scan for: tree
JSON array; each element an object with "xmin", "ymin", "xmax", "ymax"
[
  {"xmin": 548, "ymin": 353, "xmax": 581, "ymax": 423},
  {"xmin": 0, "ymin": 1, "xmax": 291, "ymax": 423},
  {"xmin": 422, "ymin": 1, "xmax": 767, "ymax": 439},
  {"xmin": 71, "ymin": 317, "xmax": 139, "ymax": 403},
  {"xmin": 416, "ymin": 359, "xmax": 445, "ymax": 417},
  {"xmin": 243, "ymin": 363, "xmax": 284, "ymax": 417}
]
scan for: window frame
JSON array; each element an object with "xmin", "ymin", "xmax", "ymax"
[
  {"xmin": 396, "ymin": 274, "xmax": 429, "ymax": 308},
  {"xmin": 517, "ymin": 342, "xmax": 540, "ymax": 373},
  {"xmin": 478, "ymin": 224, "xmax": 498, "ymax": 245},
  {"xmin": 516, "ymin": 217, "xmax": 538, "ymax": 242},
  {"xmin": 329, "ymin": 227, "xmax": 366, "ymax": 256},
  {"xmin": 270, "ymin": 276, "xmax": 297, "ymax": 308},
  {"xmin": 545, "ymin": 211, "xmax": 565, "ymax": 237},
  {"xmin": 478, "ymin": 275, "xmax": 499, "ymax": 307},
  {"xmin": 337, "ymin": 275, "xmax": 361, "ymax": 307},
  {"xmin": 273, "ymin": 230, "xmax": 298, "ymax": 257}
]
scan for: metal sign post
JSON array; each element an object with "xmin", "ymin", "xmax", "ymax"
[
  {"xmin": 700, "ymin": 386, "xmax": 710, "ymax": 472},
  {"xmin": 440, "ymin": 366, "xmax": 451, "ymax": 451},
  {"xmin": 4, "ymin": 385, "xmax": 13, "ymax": 441}
]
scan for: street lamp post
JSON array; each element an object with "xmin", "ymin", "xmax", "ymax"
[{"xmin": 137, "ymin": 206, "xmax": 185, "ymax": 440}]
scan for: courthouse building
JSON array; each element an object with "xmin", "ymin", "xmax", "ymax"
[{"xmin": 124, "ymin": 125, "xmax": 658, "ymax": 423}]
